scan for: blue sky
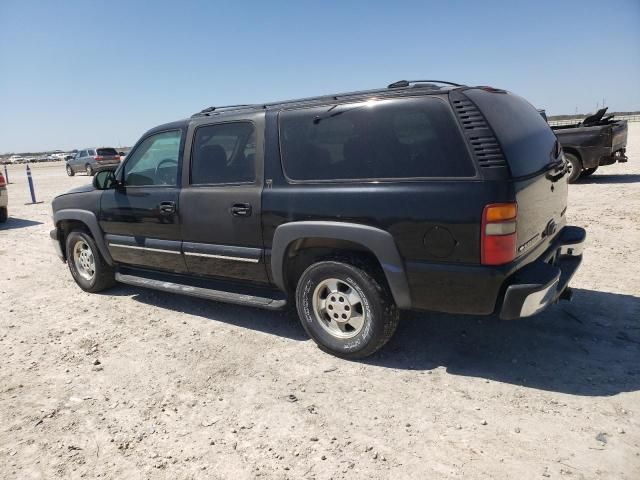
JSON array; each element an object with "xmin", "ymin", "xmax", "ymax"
[{"xmin": 1, "ymin": 0, "xmax": 639, "ymax": 153}]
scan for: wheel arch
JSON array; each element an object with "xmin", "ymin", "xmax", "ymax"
[
  {"xmin": 54, "ymin": 209, "xmax": 113, "ymax": 265},
  {"xmin": 271, "ymin": 221, "xmax": 411, "ymax": 309}
]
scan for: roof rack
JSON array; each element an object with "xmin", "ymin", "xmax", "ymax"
[
  {"xmin": 191, "ymin": 80, "xmax": 464, "ymax": 117},
  {"xmin": 191, "ymin": 104, "xmax": 257, "ymax": 118},
  {"xmin": 387, "ymin": 79, "xmax": 462, "ymax": 89}
]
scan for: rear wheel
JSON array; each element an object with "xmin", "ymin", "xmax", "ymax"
[
  {"xmin": 66, "ymin": 230, "xmax": 115, "ymax": 292},
  {"xmin": 564, "ymin": 152, "xmax": 582, "ymax": 183},
  {"xmin": 0, "ymin": 207, "xmax": 7, "ymax": 223},
  {"xmin": 582, "ymin": 166, "xmax": 598, "ymax": 177},
  {"xmin": 85, "ymin": 164, "xmax": 94, "ymax": 176},
  {"xmin": 295, "ymin": 260, "xmax": 399, "ymax": 359},
  {"xmin": 66, "ymin": 164, "xmax": 75, "ymax": 176}
]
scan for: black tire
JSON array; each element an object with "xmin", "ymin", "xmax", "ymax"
[
  {"xmin": 85, "ymin": 164, "xmax": 94, "ymax": 176},
  {"xmin": 66, "ymin": 230, "xmax": 115, "ymax": 293},
  {"xmin": 0, "ymin": 207, "xmax": 7, "ymax": 223},
  {"xmin": 582, "ymin": 166, "xmax": 598, "ymax": 177},
  {"xmin": 564, "ymin": 152, "xmax": 582, "ymax": 184},
  {"xmin": 66, "ymin": 164, "xmax": 75, "ymax": 176},
  {"xmin": 295, "ymin": 260, "xmax": 400, "ymax": 359}
]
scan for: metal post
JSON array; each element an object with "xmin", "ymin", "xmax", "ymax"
[
  {"xmin": 25, "ymin": 164, "xmax": 40, "ymax": 204},
  {"xmin": 3, "ymin": 165, "xmax": 9, "ymax": 184}
]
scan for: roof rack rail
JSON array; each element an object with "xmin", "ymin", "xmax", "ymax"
[
  {"xmin": 191, "ymin": 104, "xmax": 257, "ymax": 117},
  {"xmin": 387, "ymin": 79, "xmax": 463, "ymax": 89}
]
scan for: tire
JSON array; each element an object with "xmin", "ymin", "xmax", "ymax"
[
  {"xmin": 66, "ymin": 230, "xmax": 115, "ymax": 293},
  {"xmin": 582, "ymin": 166, "xmax": 598, "ymax": 177},
  {"xmin": 564, "ymin": 152, "xmax": 582, "ymax": 184},
  {"xmin": 295, "ymin": 260, "xmax": 400, "ymax": 359},
  {"xmin": 0, "ymin": 207, "xmax": 7, "ymax": 223},
  {"xmin": 66, "ymin": 164, "xmax": 75, "ymax": 176},
  {"xmin": 85, "ymin": 164, "xmax": 94, "ymax": 176}
]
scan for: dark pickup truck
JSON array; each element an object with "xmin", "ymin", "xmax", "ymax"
[{"xmin": 547, "ymin": 108, "xmax": 628, "ymax": 183}]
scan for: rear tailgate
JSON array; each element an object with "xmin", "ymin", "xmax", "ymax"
[
  {"xmin": 96, "ymin": 148, "xmax": 120, "ymax": 163},
  {"xmin": 610, "ymin": 120, "xmax": 628, "ymax": 151},
  {"xmin": 465, "ymin": 89, "xmax": 568, "ymax": 258}
]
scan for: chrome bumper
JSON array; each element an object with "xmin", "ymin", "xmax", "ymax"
[{"xmin": 500, "ymin": 226, "xmax": 586, "ymax": 320}]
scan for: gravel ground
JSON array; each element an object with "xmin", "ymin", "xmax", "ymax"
[{"xmin": 1, "ymin": 124, "xmax": 639, "ymax": 479}]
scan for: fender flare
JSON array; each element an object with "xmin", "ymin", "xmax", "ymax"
[
  {"xmin": 271, "ymin": 221, "xmax": 411, "ymax": 309},
  {"xmin": 53, "ymin": 209, "xmax": 114, "ymax": 265}
]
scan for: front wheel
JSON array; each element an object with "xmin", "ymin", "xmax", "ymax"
[
  {"xmin": 66, "ymin": 230, "xmax": 115, "ymax": 292},
  {"xmin": 295, "ymin": 260, "xmax": 400, "ymax": 359},
  {"xmin": 564, "ymin": 152, "xmax": 582, "ymax": 184},
  {"xmin": 66, "ymin": 164, "xmax": 75, "ymax": 176}
]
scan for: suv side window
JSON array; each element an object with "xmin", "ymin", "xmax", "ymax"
[
  {"xmin": 79, "ymin": 150, "xmax": 87, "ymax": 158},
  {"xmin": 88, "ymin": 149, "xmax": 96, "ymax": 156},
  {"xmin": 190, "ymin": 122, "xmax": 256, "ymax": 185},
  {"xmin": 279, "ymin": 97, "xmax": 475, "ymax": 181},
  {"xmin": 123, "ymin": 130, "xmax": 182, "ymax": 186}
]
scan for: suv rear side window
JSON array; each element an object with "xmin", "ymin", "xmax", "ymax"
[
  {"xmin": 191, "ymin": 122, "xmax": 256, "ymax": 185},
  {"xmin": 279, "ymin": 97, "xmax": 474, "ymax": 181}
]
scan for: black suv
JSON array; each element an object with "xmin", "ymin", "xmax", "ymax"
[{"xmin": 50, "ymin": 80, "xmax": 586, "ymax": 359}]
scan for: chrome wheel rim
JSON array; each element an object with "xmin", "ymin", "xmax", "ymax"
[
  {"xmin": 566, "ymin": 160, "xmax": 573, "ymax": 177},
  {"xmin": 66, "ymin": 166, "xmax": 72, "ymax": 175},
  {"xmin": 73, "ymin": 240, "xmax": 95, "ymax": 281},
  {"xmin": 312, "ymin": 278, "xmax": 366, "ymax": 338}
]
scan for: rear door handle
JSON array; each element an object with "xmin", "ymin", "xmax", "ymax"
[
  {"xmin": 159, "ymin": 201, "xmax": 176, "ymax": 215},
  {"xmin": 230, "ymin": 203, "xmax": 252, "ymax": 217}
]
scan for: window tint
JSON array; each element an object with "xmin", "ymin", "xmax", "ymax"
[
  {"xmin": 465, "ymin": 89, "xmax": 557, "ymax": 177},
  {"xmin": 191, "ymin": 122, "xmax": 256, "ymax": 184},
  {"xmin": 79, "ymin": 150, "xmax": 87, "ymax": 157},
  {"xmin": 279, "ymin": 97, "xmax": 474, "ymax": 181},
  {"xmin": 88, "ymin": 149, "xmax": 96, "ymax": 156},
  {"xmin": 97, "ymin": 148, "xmax": 118, "ymax": 156},
  {"xmin": 124, "ymin": 130, "xmax": 181, "ymax": 186}
]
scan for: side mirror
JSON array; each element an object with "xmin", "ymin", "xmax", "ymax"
[{"xmin": 93, "ymin": 170, "xmax": 117, "ymax": 190}]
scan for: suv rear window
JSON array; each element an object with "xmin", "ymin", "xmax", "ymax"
[
  {"xmin": 279, "ymin": 97, "xmax": 474, "ymax": 181},
  {"xmin": 465, "ymin": 89, "xmax": 558, "ymax": 177},
  {"xmin": 97, "ymin": 148, "xmax": 118, "ymax": 156}
]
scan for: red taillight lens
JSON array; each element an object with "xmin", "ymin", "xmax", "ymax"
[
  {"xmin": 95, "ymin": 156, "xmax": 104, "ymax": 161},
  {"xmin": 481, "ymin": 203, "xmax": 517, "ymax": 265},
  {"xmin": 0, "ymin": 173, "xmax": 6, "ymax": 187}
]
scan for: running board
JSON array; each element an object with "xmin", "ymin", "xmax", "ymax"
[{"xmin": 115, "ymin": 272, "xmax": 288, "ymax": 310}]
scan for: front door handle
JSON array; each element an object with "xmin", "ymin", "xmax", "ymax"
[
  {"xmin": 159, "ymin": 201, "xmax": 176, "ymax": 215},
  {"xmin": 230, "ymin": 203, "xmax": 252, "ymax": 217}
]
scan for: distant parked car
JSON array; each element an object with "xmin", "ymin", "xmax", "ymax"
[
  {"xmin": 66, "ymin": 148, "xmax": 121, "ymax": 176},
  {"xmin": 0, "ymin": 169, "xmax": 8, "ymax": 223}
]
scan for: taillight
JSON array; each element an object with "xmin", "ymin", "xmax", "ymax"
[
  {"xmin": 95, "ymin": 156, "xmax": 104, "ymax": 161},
  {"xmin": 0, "ymin": 173, "xmax": 5, "ymax": 187},
  {"xmin": 481, "ymin": 203, "xmax": 517, "ymax": 265}
]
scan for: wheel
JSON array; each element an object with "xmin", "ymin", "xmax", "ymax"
[
  {"xmin": 295, "ymin": 260, "xmax": 400, "ymax": 359},
  {"xmin": 85, "ymin": 164, "xmax": 94, "ymax": 176},
  {"xmin": 564, "ymin": 152, "xmax": 582, "ymax": 184},
  {"xmin": 582, "ymin": 166, "xmax": 598, "ymax": 177},
  {"xmin": 66, "ymin": 164, "xmax": 75, "ymax": 176},
  {"xmin": 66, "ymin": 230, "xmax": 115, "ymax": 292},
  {"xmin": 0, "ymin": 207, "xmax": 7, "ymax": 223}
]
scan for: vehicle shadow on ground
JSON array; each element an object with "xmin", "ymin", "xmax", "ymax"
[
  {"xmin": 105, "ymin": 284, "xmax": 308, "ymax": 341},
  {"xmin": 579, "ymin": 173, "xmax": 640, "ymax": 184},
  {"xmin": 367, "ymin": 288, "xmax": 640, "ymax": 396},
  {"xmin": 0, "ymin": 217, "xmax": 43, "ymax": 230},
  {"xmin": 107, "ymin": 284, "xmax": 640, "ymax": 396}
]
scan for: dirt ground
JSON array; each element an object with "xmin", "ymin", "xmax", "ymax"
[{"xmin": 1, "ymin": 124, "xmax": 639, "ymax": 480}]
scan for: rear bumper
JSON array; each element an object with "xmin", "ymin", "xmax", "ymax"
[
  {"xmin": 94, "ymin": 162, "xmax": 120, "ymax": 172},
  {"xmin": 499, "ymin": 226, "xmax": 585, "ymax": 319},
  {"xmin": 50, "ymin": 228, "xmax": 65, "ymax": 261},
  {"xmin": 0, "ymin": 187, "xmax": 7, "ymax": 208}
]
